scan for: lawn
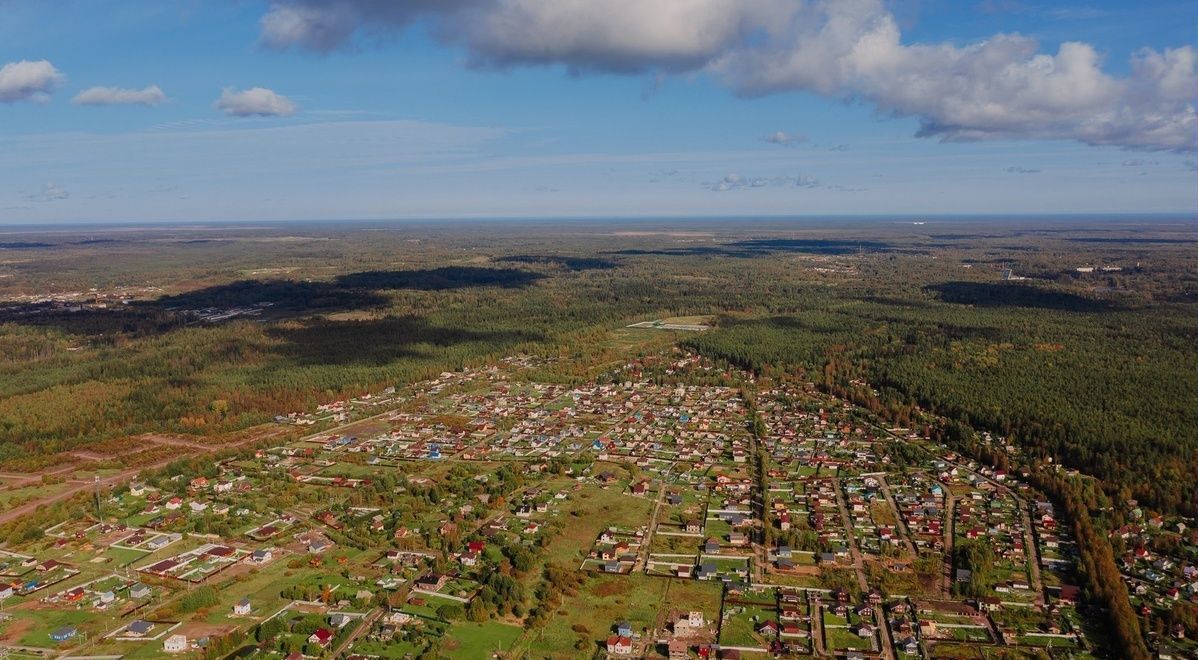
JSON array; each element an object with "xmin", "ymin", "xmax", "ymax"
[
  {"xmin": 443, "ymin": 620, "xmax": 523, "ymax": 657},
  {"xmin": 825, "ymin": 626, "xmax": 873, "ymax": 651}
]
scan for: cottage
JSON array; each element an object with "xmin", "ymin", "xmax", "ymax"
[
  {"xmin": 309, "ymin": 628, "xmax": 334, "ymax": 646},
  {"xmin": 233, "ymin": 598, "xmax": 252, "ymax": 615},
  {"xmin": 757, "ymin": 620, "xmax": 779, "ymax": 636},
  {"xmin": 606, "ymin": 635, "xmax": 633, "ymax": 655},
  {"xmin": 164, "ymin": 634, "xmax": 188, "ymax": 653},
  {"xmin": 126, "ymin": 620, "xmax": 155, "ymax": 637}
]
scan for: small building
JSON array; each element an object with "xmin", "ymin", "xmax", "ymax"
[
  {"xmin": 50, "ymin": 626, "xmax": 78, "ymax": 642},
  {"xmin": 606, "ymin": 635, "xmax": 633, "ymax": 655},
  {"xmin": 130, "ymin": 583, "xmax": 152, "ymax": 599},
  {"xmin": 164, "ymin": 634, "xmax": 188, "ymax": 653},
  {"xmin": 233, "ymin": 598, "xmax": 252, "ymax": 615},
  {"xmin": 126, "ymin": 620, "xmax": 155, "ymax": 637}
]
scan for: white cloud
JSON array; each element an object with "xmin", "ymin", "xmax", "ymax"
[
  {"xmin": 764, "ymin": 130, "xmax": 806, "ymax": 146},
  {"xmin": 25, "ymin": 182, "xmax": 70, "ymax": 202},
  {"xmin": 257, "ymin": 0, "xmax": 1198, "ymax": 152},
  {"xmin": 704, "ymin": 173, "xmax": 821, "ymax": 191},
  {"xmin": 450, "ymin": 0, "xmax": 794, "ymax": 74},
  {"xmin": 73, "ymin": 85, "xmax": 167, "ymax": 107},
  {"xmin": 713, "ymin": 0, "xmax": 1197, "ymax": 152},
  {"xmin": 214, "ymin": 87, "xmax": 298, "ymax": 117},
  {"xmin": 0, "ymin": 59, "xmax": 63, "ymax": 103}
]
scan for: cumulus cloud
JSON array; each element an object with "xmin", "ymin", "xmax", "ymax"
[
  {"xmin": 713, "ymin": 1, "xmax": 1197, "ymax": 152},
  {"xmin": 257, "ymin": 0, "xmax": 1197, "ymax": 152},
  {"xmin": 764, "ymin": 130, "xmax": 806, "ymax": 146},
  {"xmin": 214, "ymin": 87, "xmax": 298, "ymax": 117},
  {"xmin": 73, "ymin": 85, "xmax": 166, "ymax": 106},
  {"xmin": 25, "ymin": 182, "xmax": 70, "ymax": 202},
  {"xmin": 704, "ymin": 173, "xmax": 820, "ymax": 191},
  {"xmin": 0, "ymin": 59, "xmax": 63, "ymax": 103},
  {"xmin": 261, "ymin": 0, "xmax": 790, "ymax": 73}
]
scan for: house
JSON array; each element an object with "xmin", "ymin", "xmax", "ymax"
[
  {"xmin": 978, "ymin": 597, "xmax": 1002, "ymax": 612},
  {"xmin": 606, "ymin": 635, "xmax": 633, "ymax": 655},
  {"xmin": 126, "ymin": 620, "xmax": 155, "ymax": 637},
  {"xmin": 898, "ymin": 636, "xmax": 919, "ymax": 654},
  {"xmin": 415, "ymin": 573, "xmax": 449, "ymax": 591},
  {"xmin": 309, "ymin": 538, "xmax": 332, "ymax": 554},
  {"xmin": 129, "ymin": 582, "xmax": 151, "ymax": 599},
  {"xmin": 164, "ymin": 634, "xmax": 188, "ymax": 653},
  {"xmin": 233, "ymin": 598, "xmax": 252, "ymax": 615},
  {"xmin": 309, "ymin": 628, "xmax": 334, "ymax": 646},
  {"xmin": 616, "ymin": 621, "xmax": 633, "ymax": 637},
  {"xmin": 668, "ymin": 639, "xmax": 689, "ymax": 659},
  {"xmin": 330, "ymin": 613, "xmax": 354, "ymax": 629},
  {"xmin": 51, "ymin": 626, "xmax": 78, "ymax": 642},
  {"xmin": 146, "ymin": 535, "xmax": 172, "ymax": 550},
  {"xmin": 1057, "ymin": 584, "xmax": 1081, "ymax": 605},
  {"xmin": 251, "ymin": 549, "xmax": 273, "ymax": 564},
  {"xmin": 0, "ymin": 585, "xmax": 13, "ymax": 601},
  {"xmin": 704, "ymin": 538, "xmax": 721, "ymax": 554},
  {"xmin": 758, "ymin": 620, "xmax": 779, "ymax": 637}
]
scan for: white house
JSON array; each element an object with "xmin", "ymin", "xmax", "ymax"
[{"xmin": 164, "ymin": 634, "xmax": 188, "ymax": 653}]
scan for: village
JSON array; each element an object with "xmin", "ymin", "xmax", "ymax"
[{"xmin": 0, "ymin": 349, "xmax": 1191, "ymax": 660}]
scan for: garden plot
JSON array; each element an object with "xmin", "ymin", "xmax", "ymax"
[
  {"xmin": 137, "ymin": 543, "xmax": 248, "ymax": 583},
  {"xmin": 45, "ymin": 574, "xmax": 147, "ymax": 612},
  {"xmin": 246, "ymin": 516, "xmax": 298, "ymax": 541},
  {"xmin": 111, "ymin": 529, "xmax": 182, "ymax": 553},
  {"xmin": 581, "ymin": 526, "xmax": 644, "ymax": 574},
  {"xmin": 718, "ymin": 585, "xmax": 781, "ymax": 653},
  {"xmin": 820, "ymin": 602, "xmax": 880, "ymax": 653}
]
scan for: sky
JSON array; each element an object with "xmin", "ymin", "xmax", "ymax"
[{"xmin": 0, "ymin": 0, "xmax": 1195, "ymax": 223}]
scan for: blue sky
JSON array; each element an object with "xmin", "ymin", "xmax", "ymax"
[{"xmin": 1, "ymin": 0, "xmax": 1195, "ymax": 223}]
